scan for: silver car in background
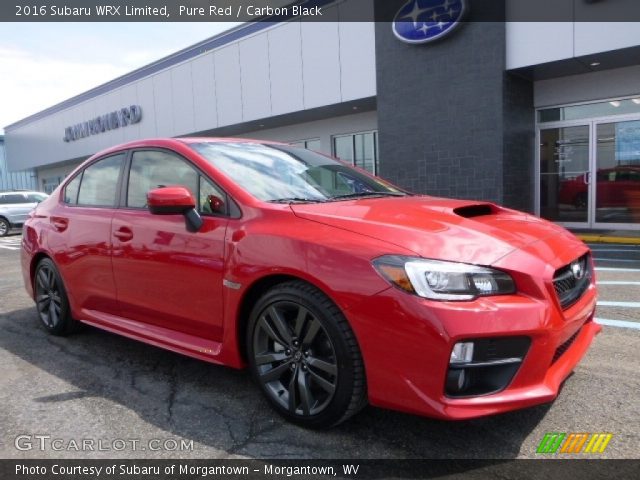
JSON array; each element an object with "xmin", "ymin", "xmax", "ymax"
[{"xmin": 0, "ymin": 191, "xmax": 48, "ymax": 237}]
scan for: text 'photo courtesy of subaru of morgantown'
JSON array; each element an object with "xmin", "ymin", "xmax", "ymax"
[{"xmin": 21, "ymin": 138, "xmax": 599, "ymax": 428}]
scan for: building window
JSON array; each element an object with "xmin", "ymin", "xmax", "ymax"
[
  {"xmin": 291, "ymin": 138, "xmax": 321, "ymax": 151},
  {"xmin": 42, "ymin": 177, "xmax": 63, "ymax": 194},
  {"xmin": 332, "ymin": 131, "xmax": 378, "ymax": 174},
  {"xmin": 538, "ymin": 96, "xmax": 640, "ymax": 123}
]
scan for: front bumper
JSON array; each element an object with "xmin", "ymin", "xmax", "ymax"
[{"xmin": 347, "ymin": 272, "xmax": 600, "ymax": 420}]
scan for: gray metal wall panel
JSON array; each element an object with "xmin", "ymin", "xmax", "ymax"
[
  {"xmin": 192, "ymin": 53, "xmax": 218, "ymax": 132},
  {"xmin": 268, "ymin": 22, "xmax": 304, "ymax": 116},
  {"xmin": 338, "ymin": 22, "xmax": 377, "ymax": 102},
  {"xmin": 506, "ymin": 22, "xmax": 574, "ymax": 70},
  {"xmin": 574, "ymin": 22, "xmax": 640, "ymax": 57},
  {"xmin": 153, "ymin": 71, "xmax": 174, "ymax": 137},
  {"xmin": 301, "ymin": 21, "xmax": 342, "ymax": 109},
  {"xmin": 136, "ymin": 77, "xmax": 157, "ymax": 138},
  {"xmin": 171, "ymin": 62, "xmax": 196, "ymax": 136},
  {"xmin": 214, "ymin": 44, "xmax": 243, "ymax": 127},
  {"xmin": 240, "ymin": 34, "xmax": 272, "ymax": 121},
  {"xmin": 120, "ymin": 83, "xmax": 141, "ymax": 142}
]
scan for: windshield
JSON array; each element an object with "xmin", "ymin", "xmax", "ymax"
[{"xmin": 190, "ymin": 142, "xmax": 406, "ymax": 202}]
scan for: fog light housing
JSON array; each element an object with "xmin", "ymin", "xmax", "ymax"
[
  {"xmin": 445, "ymin": 337, "xmax": 531, "ymax": 398},
  {"xmin": 450, "ymin": 342, "xmax": 474, "ymax": 364},
  {"xmin": 446, "ymin": 368, "xmax": 470, "ymax": 393}
]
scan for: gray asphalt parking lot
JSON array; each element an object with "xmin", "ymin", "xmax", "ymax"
[{"xmin": 0, "ymin": 234, "xmax": 638, "ymax": 459}]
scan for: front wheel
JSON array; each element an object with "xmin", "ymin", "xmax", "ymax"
[
  {"xmin": 247, "ymin": 281, "xmax": 366, "ymax": 428},
  {"xmin": 34, "ymin": 258, "xmax": 82, "ymax": 335}
]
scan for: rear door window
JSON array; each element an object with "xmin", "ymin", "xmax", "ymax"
[{"xmin": 77, "ymin": 154, "xmax": 125, "ymax": 207}]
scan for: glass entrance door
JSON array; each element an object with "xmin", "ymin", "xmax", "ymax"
[
  {"xmin": 539, "ymin": 119, "xmax": 640, "ymax": 229},
  {"xmin": 539, "ymin": 125, "xmax": 591, "ymax": 225},
  {"xmin": 594, "ymin": 120, "xmax": 640, "ymax": 227}
]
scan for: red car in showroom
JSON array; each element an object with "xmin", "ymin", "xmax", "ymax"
[{"xmin": 21, "ymin": 138, "xmax": 600, "ymax": 428}]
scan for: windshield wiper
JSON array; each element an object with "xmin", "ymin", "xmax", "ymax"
[
  {"xmin": 329, "ymin": 191, "xmax": 407, "ymax": 201},
  {"xmin": 268, "ymin": 197, "xmax": 327, "ymax": 204}
]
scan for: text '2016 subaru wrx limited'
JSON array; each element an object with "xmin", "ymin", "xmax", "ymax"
[{"xmin": 21, "ymin": 138, "xmax": 600, "ymax": 428}]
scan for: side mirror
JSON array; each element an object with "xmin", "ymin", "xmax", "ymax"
[
  {"xmin": 147, "ymin": 186, "xmax": 203, "ymax": 232},
  {"xmin": 147, "ymin": 186, "xmax": 195, "ymax": 214}
]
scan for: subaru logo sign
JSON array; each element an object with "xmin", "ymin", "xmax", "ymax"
[{"xmin": 392, "ymin": 0, "xmax": 467, "ymax": 44}]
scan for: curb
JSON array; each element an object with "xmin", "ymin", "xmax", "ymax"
[{"xmin": 576, "ymin": 234, "xmax": 640, "ymax": 245}]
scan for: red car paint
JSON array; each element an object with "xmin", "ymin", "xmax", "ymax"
[{"xmin": 21, "ymin": 138, "xmax": 600, "ymax": 420}]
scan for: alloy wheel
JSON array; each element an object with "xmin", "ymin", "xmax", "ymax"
[
  {"xmin": 253, "ymin": 301, "xmax": 338, "ymax": 416},
  {"xmin": 35, "ymin": 265, "xmax": 63, "ymax": 328}
]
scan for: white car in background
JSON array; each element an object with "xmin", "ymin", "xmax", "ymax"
[{"xmin": 0, "ymin": 190, "xmax": 48, "ymax": 237}]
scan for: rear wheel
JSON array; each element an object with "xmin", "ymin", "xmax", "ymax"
[
  {"xmin": 0, "ymin": 218, "xmax": 10, "ymax": 237},
  {"xmin": 247, "ymin": 281, "xmax": 366, "ymax": 428},
  {"xmin": 34, "ymin": 258, "xmax": 81, "ymax": 335}
]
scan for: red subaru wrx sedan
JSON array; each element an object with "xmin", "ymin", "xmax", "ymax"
[{"xmin": 21, "ymin": 138, "xmax": 600, "ymax": 428}]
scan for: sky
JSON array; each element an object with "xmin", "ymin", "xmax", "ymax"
[{"xmin": 0, "ymin": 22, "xmax": 241, "ymax": 133}]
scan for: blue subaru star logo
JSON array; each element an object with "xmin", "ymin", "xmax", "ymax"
[{"xmin": 392, "ymin": 0, "xmax": 467, "ymax": 44}]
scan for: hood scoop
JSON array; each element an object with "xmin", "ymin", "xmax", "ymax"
[{"xmin": 453, "ymin": 204, "xmax": 496, "ymax": 218}]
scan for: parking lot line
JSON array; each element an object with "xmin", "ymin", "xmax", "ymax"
[
  {"xmin": 595, "ymin": 267, "xmax": 640, "ymax": 272},
  {"xmin": 597, "ymin": 301, "xmax": 640, "ymax": 308},
  {"xmin": 595, "ymin": 318, "xmax": 640, "ymax": 330},
  {"xmin": 597, "ymin": 281, "xmax": 640, "ymax": 286},
  {"xmin": 591, "ymin": 258, "xmax": 640, "ymax": 263}
]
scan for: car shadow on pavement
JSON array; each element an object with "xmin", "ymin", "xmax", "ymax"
[{"xmin": 0, "ymin": 307, "xmax": 550, "ymax": 459}]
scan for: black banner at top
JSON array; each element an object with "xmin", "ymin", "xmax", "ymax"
[{"xmin": 4, "ymin": 0, "xmax": 640, "ymax": 22}]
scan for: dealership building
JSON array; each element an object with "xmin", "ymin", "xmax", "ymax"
[{"xmin": 4, "ymin": 0, "xmax": 640, "ymax": 232}]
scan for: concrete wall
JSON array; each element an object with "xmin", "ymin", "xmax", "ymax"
[{"xmin": 6, "ymin": 14, "xmax": 376, "ymax": 171}]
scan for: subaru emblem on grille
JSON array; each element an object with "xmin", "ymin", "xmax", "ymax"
[{"xmin": 571, "ymin": 260, "xmax": 584, "ymax": 280}]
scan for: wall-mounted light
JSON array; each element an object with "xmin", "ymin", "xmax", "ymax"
[
  {"xmin": 590, "ymin": 62, "xmax": 601, "ymax": 67},
  {"xmin": 632, "ymin": 98, "xmax": 640, "ymax": 105},
  {"xmin": 609, "ymin": 101, "xmax": 621, "ymax": 107}
]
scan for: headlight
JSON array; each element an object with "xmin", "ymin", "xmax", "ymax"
[{"xmin": 372, "ymin": 256, "xmax": 515, "ymax": 301}]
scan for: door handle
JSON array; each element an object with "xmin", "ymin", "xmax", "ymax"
[
  {"xmin": 113, "ymin": 227, "xmax": 133, "ymax": 242},
  {"xmin": 583, "ymin": 171, "xmax": 591, "ymax": 185},
  {"xmin": 50, "ymin": 216, "xmax": 68, "ymax": 232}
]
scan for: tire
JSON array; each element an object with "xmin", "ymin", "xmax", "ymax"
[
  {"xmin": 33, "ymin": 258, "xmax": 82, "ymax": 336},
  {"xmin": 0, "ymin": 218, "xmax": 10, "ymax": 237},
  {"xmin": 247, "ymin": 281, "xmax": 367, "ymax": 429},
  {"xmin": 574, "ymin": 193, "xmax": 588, "ymax": 210}
]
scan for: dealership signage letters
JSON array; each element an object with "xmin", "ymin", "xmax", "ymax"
[{"xmin": 63, "ymin": 105, "xmax": 142, "ymax": 142}]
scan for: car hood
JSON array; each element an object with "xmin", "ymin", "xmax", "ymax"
[{"xmin": 291, "ymin": 196, "xmax": 580, "ymax": 266}]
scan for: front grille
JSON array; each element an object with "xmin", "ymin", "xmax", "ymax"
[
  {"xmin": 552, "ymin": 328, "xmax": 580, "ymax": 364},
  {"xmin": 553, "ymin": 254, "xmax": 592, "ymax": 310}
]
